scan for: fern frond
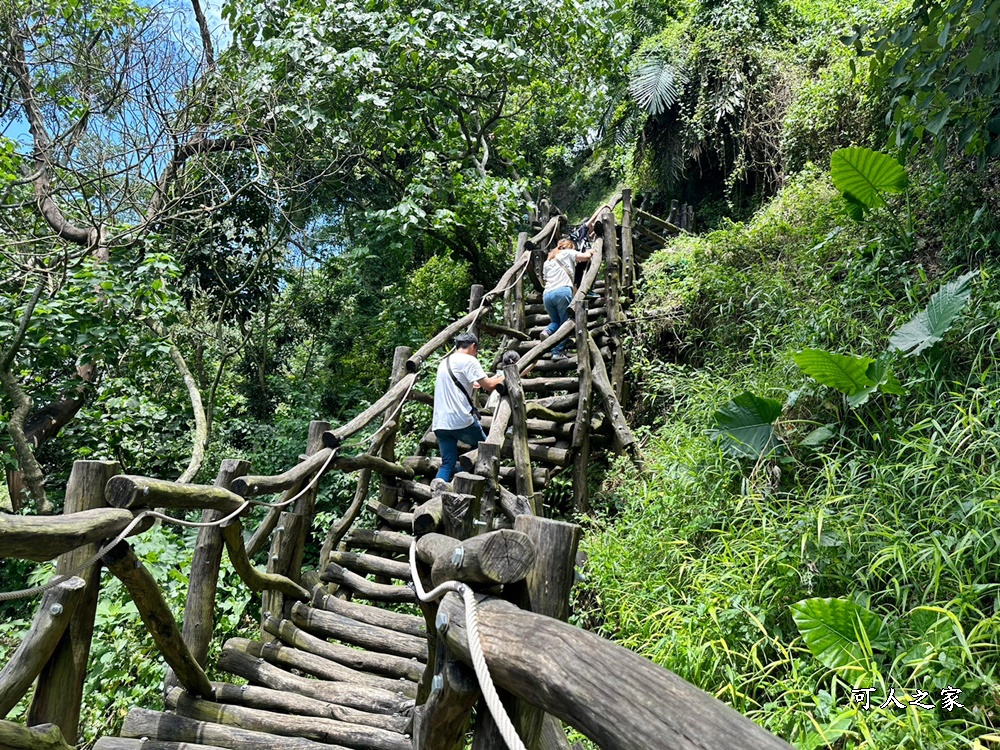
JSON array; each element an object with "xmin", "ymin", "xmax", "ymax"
[{"xmin": 628, "ymin": 58, "xmax": 686, "ymax": 116}]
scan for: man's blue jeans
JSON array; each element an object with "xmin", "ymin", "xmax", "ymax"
[
  {"xmin": 543, "ymin": 285, "xmax": 573, "ymax": 354},
  {"xmin": 435, "ymin": 421, "xmax": 487, "ymax": 481}
]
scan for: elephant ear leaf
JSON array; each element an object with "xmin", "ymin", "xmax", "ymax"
[
  {"xmin": 791, "ymin": 597, "xmax": 888, "ymax": 670},
  {"xmin": 831, "ymin": 147, "xmax": 908, "ymax": 209},
  {"xmin": 842, "ymin": 191, "xmax": 867, "ymax": 222},
  {"xmin": 889, "ymin": 271, "xmax": 977, "ymax": 356},
  {"xmin": 709, "ymin": 391, "xmax": 783, "ymax": 460}
]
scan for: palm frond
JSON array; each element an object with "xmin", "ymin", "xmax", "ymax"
[{"xmin": 628, "ymin": 58, "xmax": 686, "ymax": 117}]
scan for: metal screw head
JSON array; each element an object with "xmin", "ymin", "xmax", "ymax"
[
  {"xmin": 49, "ymin": 603, "xmax": 64, "ymax": 616},
  {"xmin": 276, "ymin": 525, "xmax": 285, "ymax": 533},
  {"xmin": 431, "ymin": 674, "xmax": 444, "ymax": 694},
  {"xmin": 241, "ymin": 684, "xmax": 249, "ymax": 692},
  {"xmin": 451, "ymin": 546, "xmax": 465, "ymax": 568},
  {"xmin": 257, "ymin": 657, "xmax": 264, "ymax": 664},
  {"xmin": 435, "ymin": 610, "xmax": 449, "ymax": 634}
]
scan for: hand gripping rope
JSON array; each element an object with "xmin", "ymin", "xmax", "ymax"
[{"xmin": 408, "ymin": 541, "xmax": 527, "ymax": 750}]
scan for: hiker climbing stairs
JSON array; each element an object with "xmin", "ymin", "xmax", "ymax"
[{"xmin": 0, "ymin": 192, "xmax": 792, "ymax": 750}]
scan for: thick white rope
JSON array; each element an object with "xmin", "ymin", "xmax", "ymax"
[{"xmin": 409, "ymin": 542, "xmax": 527, "ymax": 750}]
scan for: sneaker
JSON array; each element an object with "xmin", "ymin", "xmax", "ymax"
[
  {"xmin": 429, "ymin": 478, "xmax": 452, "ymax": 493},
  {"xmin": 551, "ymin": 352, "xmax": 568, "ymax": 361},
  {"xmin": 540, "ymin": 330, "xmax": 550, "ymax": 341}
]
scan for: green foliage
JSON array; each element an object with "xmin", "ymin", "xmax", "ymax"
[
  {"xmin": 708, "ymin": 390, "xmax": 783, "ymax": 459},
  {"xmin": 791, "ymin": 596, "xmax": 888, "ymax": 670},
  {"xmin": 851, "ymin": 0, "xmax": 1000, "ymax": 162},
  {"xmin": 584, "ymin": 163, "xmax": 1000, "ymax": 747},
  {"xmin": 830, "ymin": 147, "xmax": 908, "ymax": 220},
  {"xmin": 888, "ymin": 271, "xmax": 977, "ymax": 355}
]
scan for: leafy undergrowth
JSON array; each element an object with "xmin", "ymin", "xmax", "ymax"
[{"xmin": 580, "ymin": 163, "xmax": 1000, "ymax": 748}]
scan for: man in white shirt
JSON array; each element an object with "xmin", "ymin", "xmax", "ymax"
[{"xmin": 432, "ymin": 333, "xmax": 505, "ymax": 482}]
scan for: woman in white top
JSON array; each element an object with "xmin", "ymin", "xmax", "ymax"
[{"xmin": 541, "ymin": 238, "xmax": 594, "ymax": 359}]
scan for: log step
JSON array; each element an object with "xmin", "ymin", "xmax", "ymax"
[
  {"xmin": 165, "ymin": 687, "xmax": 412, "ymax": 750},
  {"xmin": 310, "ymin": 587, "xmax": 426, "ymax": 638},
  {"xmin": 292, "ymin": 601, "xmax": 428, "ymax": 661},
  {"xmin": 119, "ymin": 708, "xmax": 359, "ymax": 750},
  {"xmin": 342, "ymin": 528, "xmax": 413, "ymax": 556},
  {"xmin": 216, "ymin": 642, "xmax": 414, "ymax": 711},
  {"xmin": 327, "ymin": 550, "xmax": 412, "ymax": 581},
  {"xmin": 366, "ymin": 500, "xmax": 414, "ymax": 530},
  {"xmin": 224, "ymin": 637, "xmax": 414, "ymax": 698},
  {"xmin": 321, "ymin": 563, "xmax": 416, "ymax": 603}
]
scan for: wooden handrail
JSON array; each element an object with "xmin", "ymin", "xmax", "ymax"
[
  {"xmin": 0, "ymin": 508, "xmax": 142, "ymax": 562},
  {"xmin": 438, "ymin": 593, "xmax": 793, "ymax": 750}
]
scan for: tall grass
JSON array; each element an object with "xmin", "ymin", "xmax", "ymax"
[{"xmin": 580, "ymin": 165, "xmax": 1000, "ymax": 748}]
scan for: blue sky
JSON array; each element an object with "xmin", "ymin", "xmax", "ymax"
[{"xmin": 2, "ymin": 0, "xmax": 229, "ymax": 149}]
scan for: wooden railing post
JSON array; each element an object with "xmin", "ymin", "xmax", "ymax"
[
  {"xmin": 468, "ymin": 284, "xmax": 485, "ymax": 340},
  {"xmin": 572, "ymin": 301, "xmax": 593, "ymax": 513},
  {"xmin": 501, "ymin": 359, "xmax": 534, "ymax": 509},
  {"xmin": 620, "ymin": 188, "xmax": 635, "ymax": 291},
  {"xmin": 379, "ymin": 346, "xmax": 411, "ymax": 510},
  {"xmin": 504, "ymin": 232, "xmax": 528, "ymax": 336},
  {"xmin": 168, "ymin": 458, "xmax": 251, "ymax": 690},
  {"xmin": 601, "ymin": 209, "xmax": 626, "ymax": 403},
  {"xmin": 28, "ymin": 460, "xmax": 119, "ymax": 742}
]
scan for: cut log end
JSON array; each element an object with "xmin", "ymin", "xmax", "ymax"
[{"xmin": 480, "ymin": 529, "xmax": 536, "ymax": 583}]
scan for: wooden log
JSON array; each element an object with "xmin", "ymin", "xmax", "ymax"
[
  {"xmin": 503, "ymin": 232, "xmax": 528, "ymax": 334},
  {"xmin": 29, "ymin": 460, "xmax": 119, "ymax": 740},
  {"xmin": 472, "ymin": 440, "xmax": 502, "ymax": 533},
  {"xmin": 102, "ymin": 541, "xmax": 213, "ymax": 697},
  {"xmin": 310, "ymin": 588, "xmax": 426, "ymax": 638},
  {"xmin": 166, "ymin": 686, "xmax": 412, "ymax": 750},
  {"xmin": 120, "ymin": 708, "xmax": 353, "ymax": 750},
  {"xmin": 289, "ymin": 602, "xmax": 427, "ymax": 661},
  {"xmin": 400, "ymin": 479, "xmax": 433, "ymax": 501},
  {"xmin": 327, "ymin": 550, "xmax": 411, "ymax": 581},
  {"xmin": 261, "ymin": 511, "xmax": 305, "ymax": 626},
  {"xmin": 216, "ymin": 646, "xmax": 410, "ymax": 714},
  {"xmin": 105, "ymin": 475, "xmax": 245, "ymax": 513},
  {"xmin": 0, "ymin": 720, "xmax": 74, "ymax": 750},
  {"xmin": 367, "ymin": 500, "xmax": 410, "ymax": 531},
  {"xmin": 230, "ymin": 449, "xmax": 333, "ymax": 498},
  {"xmin": 220, "ymin": 520, "xmax": 310, "ymax": 601},
  {"xmin": 573, "ymin": 305, "xmax": 593, "ymax": 513},
  {"xmin": 468, "ymin": 283, "xmax": 485, "ymax": 339},
  {"xmin": 0, "ymin": 577, "xmax": 86, "ymax": 717},
  {"xmin": 441, "ymin": 490, "xmax": 476, "ymax": 540},
  {"xmin": 405, "ymin": 457, "xmax": 548, "ymax": 486},
  {"xmin": 416, "ymin": 530, "xmax": 535, "ymax": 587},
  {"xmin": 412, "ymin": 660, "xmax": 478, "ymax": 750},
  {"xmin": 621, "ymin": 188, "xmax": 635, "ymax": 291},
  {"xmin": 329, "ymin": 453, "xmax": 413, "ymax": 479},
  {"xmin": 412, "ymin": 495, "xmax": 443, "ymax": 536},
  {"xmin": 320, "ymin": 563, "xmax": 415, "ymax": 603},
  {"xmin": 509, "ymin": 516, "xmax": 581, "ymax": 746},
  {"xmin": 176, "ymin": 459, "xmax": 250, "ymax": 683},
  {"xmin": 525, "ymin": 403, "xmax": 576, "ymax": 422},
  {"xmin": 502, "ymin": 360, "xmax": 534, "ymax": 503},
  {"xmin": 668, "ymin": 199, "xmax": 679, "ymax": 224},
  {"xmin": 438, "ymin": 594, "xmax": 794, "ymax": 750},
  {"xmin": 588, "ymin": 337, "xmax": 640, "ymax": 457},
  {"xmin": 208, "ymin": 682, "xmax": 408, "ymax": 733},
  {"xmin": 496, "ymin": 487, "xmax": 533, "ymax": 520},
  {"xmin": 322, "ymin": 373, "xmax": 417, "ymax": 447},
  {"xmin": 318, "ymin": 461, "xmax": 374, "ymax": 570},
  {"xmin": 540, "ymin": 715, "xmax": 575, "ymax": 750},
  {"xmin": 481, "ymin": 321, "xmax": 530, "ymax": 341},
  {"xmin": 516, "ymin": 319, "xmax": 574, "ymax": 372},
  {"xmin": 0, "ymin": 508, "xmax": 139, "ymax": 562},
  {"xmin": 227, "ymin": 637, "xmax": 414, "ymax": 699},
  {"xmin": 633, "ymin": 221, "xmax": 669, "ymax": 247},
  {"xmin": 528, "ymin": 394, "xmax": 578, "ymax": 413},
  {"xmin": 379, "ymin": 348, "xmax": 410, "ymax": 509},
  {"xmin": 343, "ymin": 528, "xmax": 413, "ymax": 555},
  {"xmin": 636, "ymin": 207, "xmax": 684, "ymax": 236},
  {"xmin": 518, "ymin": 377, "xmax": 580, "ymax": 394},
  {"xmin": 406, "ymin": 252, "xmax": 532, "ymax": 373},
  {"xmin": 480, "ymin": 415, "xmax": 572, "ymax": 438},
  {"xmin": 266, "ymin": 615, "xmax": 423, "ymax": 682},
  {"xmin": 94, "ymin": 739, "xmax": 230, "ymax": 750}
]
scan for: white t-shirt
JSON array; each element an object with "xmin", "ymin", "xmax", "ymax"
[
  {"xmin": 432, "ymin": 352, "xmax": 487, "ymax": 431},
  {"xmin": 543, "ymin": 250, "xmax": 576, "ymax": 292}
]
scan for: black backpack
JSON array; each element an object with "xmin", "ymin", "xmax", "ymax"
[{"xmin": 568, "ymin": 221, "xmax": 590, "ymax": 252}]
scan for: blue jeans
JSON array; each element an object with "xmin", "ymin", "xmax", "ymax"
[
  {"xmin": 543, "ymin": 286, "xmax": 573, "ymax": 354},
  {"xmin": 435, "ymin": 421, "xmax": 487, "ymax": 481}
]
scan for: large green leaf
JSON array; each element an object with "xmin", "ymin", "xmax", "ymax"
[
  {"xmin": 791, "ymin": 597, "xmax": 888, "ymax": 670},
  {"xmin": 830, "ymin": 147, "xmax": 908, "ymax": 209},
  {"xmin": 793, "ymin": 349, "xmax": 875, "ymax": 401},
  {"xmin": 709, "ymin": 391, "xmax": 783, "ymax": 460},
  {"xmin": 889, "ymin": 271, "xmax": 977, "ymax": 355}
]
